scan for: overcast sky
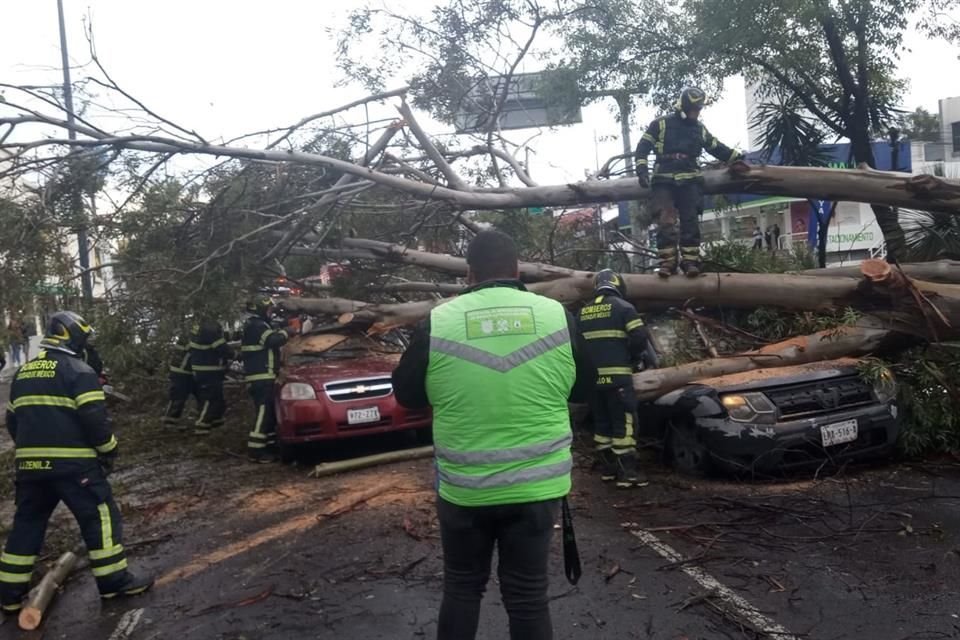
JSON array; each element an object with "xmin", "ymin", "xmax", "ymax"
[{"xmin": 4, "ymin": 1, "xmax": 959, "ymax": 185}]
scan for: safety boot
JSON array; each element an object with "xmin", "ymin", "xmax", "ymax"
[
  {"xmin": 614, "ymin": 453, "xmax": 649, "ymax": 489},
  {"xmin": 596, "ymin": 448, "xmax": 617, "ymax": 482},
  {"xmin": 655, "ymin": 248, "xmax": 678, "ymax": 279},
  {"xmin": 680, "ymin": 246, "xmax": 702, "ymax": 278},
  {"xmin": 100, "ymin": 571, "xmax": 155, "ymax": 600}
]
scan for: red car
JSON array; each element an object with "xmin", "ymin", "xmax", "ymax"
[{"xmin": 274, "ymin": 331, "xmax": 432, "ymax": 458}]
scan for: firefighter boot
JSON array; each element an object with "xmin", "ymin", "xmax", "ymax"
[
  {"xmin": 655, "ymin": 248, "xmax": 678, "ymax": 278},
  {"xmin": 100, "ymin": 571, "xmax": 155, "ymax": 600},
  {"xmin": 680, "ymin": 246, "xmax": 702, "ymax": 278},
  {"xmin": 614, "ymin": 452, "xmax": 649, "ymax": 489},
  {"xmin": 596, "ymin": 448, "xmax": 617, "ymax": 482}
]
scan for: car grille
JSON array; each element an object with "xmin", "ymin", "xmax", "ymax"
[
  {"xmin": 324, "ymin": 377, "xmax": 393, "ymax": 402},
  {"xmin": 765, "ymin": 376, "xmax": 875, "ymax": 420}
]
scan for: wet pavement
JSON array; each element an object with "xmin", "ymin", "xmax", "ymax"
[{"xmin": 0, "ymin": 414, "xmax": 958, "ymax": 639}]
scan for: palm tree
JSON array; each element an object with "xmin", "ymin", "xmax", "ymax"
[{"xmin": 901, "ymin": 209, "xmax": 960, "ymax": 261}]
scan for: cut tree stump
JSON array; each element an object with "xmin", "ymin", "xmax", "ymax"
[{"xmin": 18, "ymin": 551, "xmax": 78, "ymax": 630}]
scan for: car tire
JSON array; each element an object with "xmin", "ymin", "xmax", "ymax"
[
  {"xmin": 278, "ymin": 443, "xmax": 298, "ymax": 464},
  {"xmin": 667, "ymin": 419, "xmax": 713, "ymax": 476}
]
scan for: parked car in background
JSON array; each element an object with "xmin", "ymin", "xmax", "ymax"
[
  {"xmin": 275, "ymin": 329, "xmax": 432, "ymax": 459},
  {"xmin": 646, "ymin": 358, "xmax": 900, "ymax": 476}
]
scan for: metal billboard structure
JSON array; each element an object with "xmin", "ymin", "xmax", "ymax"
[{"xmin": 453, "ymin": 71, "xmax": 583, "ymax": 134}]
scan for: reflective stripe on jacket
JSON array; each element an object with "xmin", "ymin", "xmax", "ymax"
[
  {"xmin": 635, "ymin": 112, "xmax": 740, "ymax": 183},
  {"xmin": 426, "ymin": 284, "xmax": 575, "ymax": 507}
]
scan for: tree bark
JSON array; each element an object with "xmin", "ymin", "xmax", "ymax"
[{"xmin": 801, "ymin": 260, "xmax": 960, "ymax": 284}]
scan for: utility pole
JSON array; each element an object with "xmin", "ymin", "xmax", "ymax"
[{"xmin": 57, "ymin": 0, "xmax": 93, "ymax": 305}]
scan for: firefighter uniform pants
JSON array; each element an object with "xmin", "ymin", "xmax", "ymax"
[
  {"xmin": 590, "ymin": 385, "xmax": 639, "ymax": 456},
  {"xmin": 0, "ymin": 474, "xmax": 130, "ymax": 610},
  {"xmin": 193, "ymin": 372, "xmax": 226, "ymax": 433},
  {"xmin": 652, "ymin": 181, "xmax": 703, "ymax": 250},
  {"xmin": 163, "ymin": 373, "xmax": 196, "ymax": 425},
  {"xmin": 247, "ymin": 379, "xmax": 277, "ymax": 453},
  {"xmin": 437, "ymin": 497, "xmax": 560, "ymax": 640}
]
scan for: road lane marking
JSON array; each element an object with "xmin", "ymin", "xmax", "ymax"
[
  {"xmin": 108, "ymin": 608, "xmax": 144, "ymax": 640},
  {"xmin": 629, "ymin": 529, "xmax": 800, "ymax": 640}
]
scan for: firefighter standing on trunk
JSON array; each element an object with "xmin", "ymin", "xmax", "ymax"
[
  {"xmin": 577, "ymin": 270, "xmax": 656, "ymax": 488},
  {"xmin": 0, "ymin": 312, "xmax": 153, "ymax": 613},
  {"xmin": 189, "ymin": 317, "xmax": 233, "ymax": 435},
  {"xmin": 162, "ymin": 332, "xmax": 195, "ymax": 429},
  {"xmin": 241, "ymin": 298, "xmax": 289, "ymax": 462},
  {"xmin": 635, "ymin": 87, "xmax": 743, "ymax": 278}
]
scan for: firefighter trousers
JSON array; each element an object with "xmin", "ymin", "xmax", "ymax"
[
  {"xmin": 590, "ymin": 385, "xmax": 639, "ymax": 457},
  {"xmin": 652, "ymin": 181, "xmax": 703, "ymax": 252},
  {"xmin": 163, "ymin": 373, "xmax": 196, "ymax": 426},
  {"xmin": 247, "ymin": 379, "xmax": 278, "ymax": 454},
  {"xmin": 0, "ymin": 474, "xmax": 131, "ymax": 610},
  {"xmin": 193, "ymin": 372, "xmax": 226, "ymax": 434}
]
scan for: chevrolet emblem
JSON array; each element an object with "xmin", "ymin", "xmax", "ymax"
[{"xmin": 354, "ymin": 385, "xmax": 367, "ymax": 394}]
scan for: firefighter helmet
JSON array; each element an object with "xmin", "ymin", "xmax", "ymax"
[
  {"xmin": 676, "ymin": 86, "xmax": 707, "ymax": 116},
  {"xmin": 594, "ymin": 269, "xmax": 626, "ymax": 298},
  {"xmin": 44, "ymin": 311, "xmax": 93, "ymax": 353},
  {"xmin": 245, "ymin": 296, "xmax": 275, "ymax": 319}
]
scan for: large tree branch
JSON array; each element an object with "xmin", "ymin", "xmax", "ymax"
[{"xmin": 397, "ymin": 100, "xmax": 469, "ymax": 191}]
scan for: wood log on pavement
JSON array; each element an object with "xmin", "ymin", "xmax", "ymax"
[
  {"xmin": 311, "ymin": 445, "xmax": 434, "ymax": 478},
  {"xmin": 18, "ymin": 551, "xmax": 78, "ymax": 630}
]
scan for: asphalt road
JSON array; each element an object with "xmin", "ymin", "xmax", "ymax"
[{"xmin": 1, "ymin": 422, "xmax": 957, "ymax": 640}]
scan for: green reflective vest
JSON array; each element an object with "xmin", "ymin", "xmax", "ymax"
[{"xmin": 426, "ymin": 284, "xmax": 575, "ymax": 507}]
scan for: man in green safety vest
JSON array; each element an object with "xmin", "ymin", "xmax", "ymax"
[{"xmin": 393, "ymin": 230, "xmax": 593, "ymax": 640}]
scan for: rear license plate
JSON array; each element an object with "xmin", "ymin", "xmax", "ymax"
[
  {"xmin": 347, "ymin": 407, "xmax": 381, "ymax": 425},
  {"xmin": 820, "ymin": 419, "xmax": 858, "ymax": 447}
]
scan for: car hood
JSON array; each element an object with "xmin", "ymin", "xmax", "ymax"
[{"xmin": 280, "ymin": 353, "xmax": 400, "ymax": 387}]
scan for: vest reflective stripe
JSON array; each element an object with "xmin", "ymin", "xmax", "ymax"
[
  {"xmin": 192, "ymin": 365, "xmax": 225, "ymax": 372},
  {"xmin": 169, "ymin": 366, "xmax": 190, "ymax": 374},
  {"xmin": 429, "ymin": 328, "xmax": 570, "ymax": 374},
  {"xmin": 15, "ymin": 447, "xmax": 97, "ymax": 459},
  {"xmin": 625, "ymin": 319, "xmax": 644, "ymax": 331},
  {"xmin": 438, "ymin": 458, "xmax": 573, "ymax": 490},
  {"xmin": 435, "ymin": 433, "xmax": 572, "ymax": 465},
  {"xmin": 10, "ymin": 395, "xmax": 76, "ymax": 410},
  {"xmin": 582, "ymin": 330, "xmax": 627, "ymax": 340},
  {"xmin": 245, "ymin": 373, "xmax": 275, "ymax": 382},
  {"xmin": 0, "ymin": 571, "xmax": 31, "ymax": 583}
]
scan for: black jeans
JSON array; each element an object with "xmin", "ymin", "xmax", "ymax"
[
  {"xmin": 437, "ymin": 496, "xmax": 560, "ymax": 640},
  {"xmin": 651, "ymin": 181, "xmax": 704, "ymax": 249}
]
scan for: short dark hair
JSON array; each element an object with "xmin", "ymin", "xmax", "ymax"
[{"xmin": 466, "ymin": 230, "xmax": 519, "ymax": 282}]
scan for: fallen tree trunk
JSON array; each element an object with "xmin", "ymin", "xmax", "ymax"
[
  {"xmin": 802, "ymin": 260, "xmax": 960, "ymax": 284},
  {"xmin": 19, "ymin": 551, "xmax": 78, "ymax": 630},
  {"xmin": 632, "ymin": 324, "xmax": 893, "ymax": 400}
]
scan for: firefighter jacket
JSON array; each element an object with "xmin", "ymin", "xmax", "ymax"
[
  {"xmin": 635, "ymin": 112, "xmax": 741, "ymax": 184},
  {"xmin": 189, "ymin": 320, "xmax": 233, "ymax": 375},
  {"xmin": 240, "ymin": 315, "xmax": 288, "ymax": 382},
  {"xmin": 392, "ymin": 280, "xmax": 596, "ymax": 507},
  {"xmin": 5, "ymin": 345, "xmax": 117, "ymax": 480},
  {"xmin": 168, "ymin": 335, "xmax": 192, "ymax": 376},
  {"xmin": 577, "ymin": 294, "xmax": 652, "ymax": 388},
  {"xmin": 82, "ymin": 345, "xmax": 104, "ymax": 376}
]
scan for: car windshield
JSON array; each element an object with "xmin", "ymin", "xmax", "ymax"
[{"xmin": 286, "ymin": 334, "xmax": 404, "ymax": 365}]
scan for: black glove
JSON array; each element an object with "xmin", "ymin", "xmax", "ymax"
[
  {"xmin": 637, "ymin": 170, "xmax": 650, "ymax": 189},
  {"xmin": 99, "ymin": 450, "xmax": 118, "ymax": 476}
]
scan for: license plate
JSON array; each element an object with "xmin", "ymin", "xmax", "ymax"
[
  {"xmin": 347, "ymin": 407, "xmax": 381, "ymax": 425},
  {"xmin": 821, "ymin": 419, "xmax": 858, "ymax": 447}
]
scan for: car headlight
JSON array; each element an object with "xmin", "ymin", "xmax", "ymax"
[
  {"xmin": 871, "ymin": 370, "xmax": 898, "ymax": 404},
  {"xmin": 280, "ymin": 382, "xmax": 316, "ymax": 400},
  {"xmin": 721, "ymin": 392, "xmax": 777, "ymax": 424}
]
